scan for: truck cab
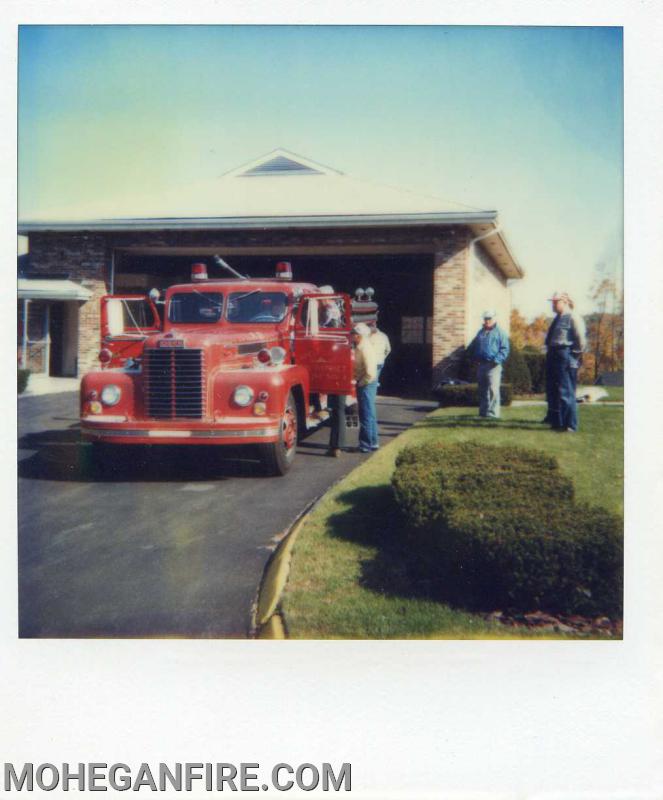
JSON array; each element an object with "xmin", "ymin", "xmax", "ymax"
[{"xmin": 80, "ymin": 262, "xmax": 355, "ymax": 475}]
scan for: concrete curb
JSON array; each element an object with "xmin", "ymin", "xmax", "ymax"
[{"xmin": 251, "ymin": 496, "xmax": 322, "ymax": 639}]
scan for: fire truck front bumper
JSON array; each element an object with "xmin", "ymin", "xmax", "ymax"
[{"xmin": 80, "ymin": 416, "xmax": 282, "ymax": 446}]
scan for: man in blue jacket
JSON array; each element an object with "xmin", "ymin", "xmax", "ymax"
[{"xmin": 468, "ymin": 310, "xmax": 510, "ymax": 419}]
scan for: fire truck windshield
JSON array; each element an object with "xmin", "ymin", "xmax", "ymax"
[
  {"xmin": 227, "ymin": 291, "xmax": 288, "ymax": 324},
  {"xmin": 168, "ymin": 291, "xmax": 224, "ymax": 324}
]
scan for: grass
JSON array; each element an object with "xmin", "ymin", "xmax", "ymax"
[
  {"xmin": 282, "ymin": 405, "xmax": 623, "ymax": 639},
  {"xmin": 597, "ymin": 385, "xmax": 624, "ymax": 403},
  {"xmin": 513, "ymin": 386, "xmax": 624, "ymax": 403}
]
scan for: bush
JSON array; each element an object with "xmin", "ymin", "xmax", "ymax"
[
  {"xmin": 392, "ymin": 442, "xmax": 623, "ymax": 617},
  {"xmin": 457, "ymin": 347, "xmax": 476, "ymax": 383},
  {"xmin": 503, "ymin": 343, "xmax": 532, "ymax": 394},
  {"xmin": 18, "ymin": 369, "xmax": 30, "ymax": 394},
  {"xmin": 522, "ymin": 349, "xmax": 546, "ymax": 394},
  {"xmin": 432, "ymin": 383, "xmax": 512, "ymax": 408}
]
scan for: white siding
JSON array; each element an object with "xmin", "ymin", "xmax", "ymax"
[{"xmin": 466, "ymin": 242, "xmax": 511, "ymax": 343}]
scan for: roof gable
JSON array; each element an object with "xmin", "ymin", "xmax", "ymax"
[
  {"xmin": 241, "ymin": 155, "xmax": 323, "ymax": 177},
  {"xmin": 224, "ymin": 148, "xmax": 343, "ymax": 178}
]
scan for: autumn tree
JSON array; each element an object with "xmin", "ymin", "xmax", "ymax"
[
  {"xmin": 509, "ymin": 309, "xmax": 550, "ymax": 351},
  {"xmin": 509, "ymin": 308, "xmax": 528, "ymax": 349},
  {"xmin": 584, "ymin": 278, "xmax": 624, "ymax": 382}
]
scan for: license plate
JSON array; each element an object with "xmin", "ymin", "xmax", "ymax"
[{"xmin": 158, "ymin": 340, "xmax": 184, "ymax": 348}]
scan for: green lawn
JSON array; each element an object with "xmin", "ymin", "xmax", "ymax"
[
  {"xmin": 282, "ymin": 405, "xmax": 623, "ymax": 639},
  {"xmin": 598, "ymin": 385, "xmax": 624, "ymax": 402}
]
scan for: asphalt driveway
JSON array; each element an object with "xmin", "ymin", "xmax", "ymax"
[{"xmin": 18, "ymin": 392, "xmax": 436, "ymax": 638}]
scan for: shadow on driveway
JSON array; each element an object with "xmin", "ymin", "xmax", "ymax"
[{"xmin": 19, "ymin": 426, "xmax": 273, "ymax": 483}]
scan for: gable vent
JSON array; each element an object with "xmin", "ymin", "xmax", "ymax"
[{"xmin": 240, "ymin": 156, "xmax": 323, "ymax": 177}]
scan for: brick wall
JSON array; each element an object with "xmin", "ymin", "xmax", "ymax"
[
  {"xmin": 28, "ymin": 233, "xmax": 109, "ymax": 375},
  {"xmin": 431, "ymin": 231, "xmax": 472, "ymax": 384}
]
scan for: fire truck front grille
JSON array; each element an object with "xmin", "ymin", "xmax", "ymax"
[{"xmin": 144, "ymin": 348, "xmax": 205, "ymax": 419}]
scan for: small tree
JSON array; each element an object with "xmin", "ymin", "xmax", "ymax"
[{"xmin": 509, "ymin": 308, "xmax": 528, "ymax": 350}]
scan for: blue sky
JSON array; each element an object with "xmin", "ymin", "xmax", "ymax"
[{"xmin": 18, "ymin": 25, "xmax": 623, "ymax": 318}]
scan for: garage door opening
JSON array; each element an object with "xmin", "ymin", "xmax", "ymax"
[{"xmin": 114, "ymin": 251, "xmax": 434, "ymax": 394}]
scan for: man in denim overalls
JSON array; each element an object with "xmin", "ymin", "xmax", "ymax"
[{"xmin": 544, "ymin": 291, "xmax": 587, "ymax": 432}]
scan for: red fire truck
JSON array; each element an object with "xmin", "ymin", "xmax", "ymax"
[{"xmin": 80, "ymin": 259, "xmax": 360, "ymax": 475}]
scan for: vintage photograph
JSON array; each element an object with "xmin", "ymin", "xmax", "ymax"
[{"xmin": 17, "ymin": 25, "xmax": 624, "ymax": 640}]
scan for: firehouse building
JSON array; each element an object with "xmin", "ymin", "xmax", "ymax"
[{"xmin": 18, "ymin": 150, "xmax": 523, "ymax": 393}]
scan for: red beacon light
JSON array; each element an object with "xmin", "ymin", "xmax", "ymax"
[
  {"xmin": 191, "ymin": 262, "xmax": 208, "ymax": 281},
  {"xmin": 275, "ymin": 261, "xmax": 293, "ymax": 281}
]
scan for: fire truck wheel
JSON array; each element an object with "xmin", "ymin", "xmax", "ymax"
[{"xmin": 259, "ymin": 391, "xmax": 298, "ymax": 476}]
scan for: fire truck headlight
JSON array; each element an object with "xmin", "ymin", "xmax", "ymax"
[
  {"xmin": 100, "ymin": 384, "xmax": 122, "ymax": 407},
  {"xmin": 233, "ymin": 385, "xmax": 254, "ymax": 407},
  {"xmin": 270, "ymin": 346, "xmax": 287, "ymax": 366}
]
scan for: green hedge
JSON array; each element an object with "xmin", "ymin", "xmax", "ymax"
[
  {"xmin": 17, "ymin": 369, "xmax": 30, "ymax": 395},
  {"xmin": 503, "ymin": 344, "xmax": 532, "ymax": 394},
  {"xmin": 392, "ymin": 442, "xmax": 623, "ymax": 617},
  {"xmin": 433, "ymin": 383, "xmax": 513, "ymax": 408},
  {"xmin": 523, "ymin": 349, "xmax": 546, "ymax": 394}
]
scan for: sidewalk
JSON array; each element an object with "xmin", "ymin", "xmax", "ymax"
[{"xmin": 20, "ymin": 375, "xmax": 80, "ymax": 398}]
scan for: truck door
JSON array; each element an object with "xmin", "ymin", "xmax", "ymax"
[
  {"xmin": 293, "ymin": 294, "xmax": 354, "ymax": 394},
  {"xmin": 100, "ymin": 294, "xmax": 161, "ymax": 368}
]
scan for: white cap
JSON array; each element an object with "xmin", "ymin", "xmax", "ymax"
[
  {"xmin": 352, "ymin": 322, "xmax": 371, "ymax": 337},
  {"xmin": 482, "ymin": 309, "xmax": 497, "ymax": 319}
]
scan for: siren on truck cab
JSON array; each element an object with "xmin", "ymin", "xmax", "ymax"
[
  {"xmin": 275, "ymin": 261, "xmax": 293, "ymax": 280},
  {"xmin": 191, "ymin": 262, "xmax": 208, "ymax": 281}
]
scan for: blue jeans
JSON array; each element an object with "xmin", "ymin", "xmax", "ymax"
[
  {"xmin": 477, "ymin": 362, "xmax": 502, "ymax": 418},
  {"xmin": 546, "ymin": 347, "xmax": 578, "ymax": 431},
  {"xmin": 357, "ymin": 381, "xmax": 379, "ymax": 451}
]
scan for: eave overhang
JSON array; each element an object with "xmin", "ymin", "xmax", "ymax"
[{"xmin": 18, "ymin": 212, "xmax": 523, "ymax": 280}]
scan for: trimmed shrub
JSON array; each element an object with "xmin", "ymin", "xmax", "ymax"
[
  {"xmin": 393, "ymin": 443, "xmax": 573, "ymax": 527},
  {"xmin": 433, "ymin": 383, "xmax": 512, "ymax": 408},
  {"xmin": 522, "ymin": 349, "xmax": 546, "ymax": 394},
  {"xmin": 17, "ymin": 369, "xmax": 30, "ymax": 395},
  {"xmin": 391, "ymin": 443, "xmax": 623, "ymax": 617},
  {"xmin": 503, "ymin": 343, "xmax": 532, "ymax": 394}
]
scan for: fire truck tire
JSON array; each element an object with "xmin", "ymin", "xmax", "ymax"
[{"xmin": 259, "ymin": 391, "xmax": 298, "ymax": 476}]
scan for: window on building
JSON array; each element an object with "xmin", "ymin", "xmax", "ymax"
[{"xmin": 401, "ymin": 316, "xmax": 424, "ymax": 344}]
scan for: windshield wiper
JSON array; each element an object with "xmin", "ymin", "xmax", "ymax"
[
  {"xmin": 191, "ymin": 289, "xmax": 223, "ymax": 308},
  {"xmin": 231, "ymin": 289, "xmax": 261, "ymax": 303}
]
